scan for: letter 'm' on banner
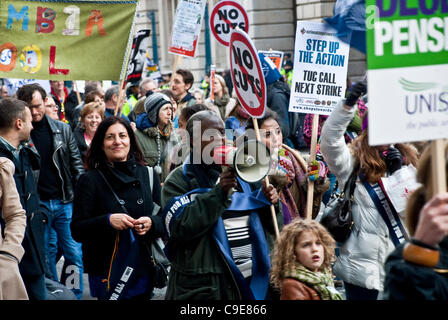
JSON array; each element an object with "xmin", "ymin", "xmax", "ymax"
[
  {"xmin": 36, "ymin": 7, "xmax": 56, "ymax": 33},
  {"xmin": 7, "ymin": 4, "xmax": 29, "ymax": 31},
  {"xmin": 85, "ymin": 10, "xmax": 107, "ymax": 36}
]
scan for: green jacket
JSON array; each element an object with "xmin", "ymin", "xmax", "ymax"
[
  {"xmin": 135, "ymin": 126, "xmax": 171, "ymax": 182},
  {"xmin": 161, "ymin": 165, "xmax": 283, "ymax": 300}
]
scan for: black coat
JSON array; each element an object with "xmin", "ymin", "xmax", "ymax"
[
  {"xmin": 71, "ymin": 159, "xmax": 165, "ymax": 276},
  {"xmin": 0, "ymin": 142, "xmax": 47, "ymax": 278},
  {"xmin": 73, "ymin": 126, "xmax": 88, "ymax": 164},
  {"xmin": 383, "ymin": 238, "xmax": 448, "ymax": 300},
  {"xmin": 266, "ymin": 80, "xmax": 294, "ymax": 140},
  {"xmin": 35, "ymin": 115, "xmax": 85, "ymax": 203}
]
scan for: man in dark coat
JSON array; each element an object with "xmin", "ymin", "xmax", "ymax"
[
  {"xmin": 17, "ymin": 84, "xmax": 85, "ymax": 299},
  {"xmin": 0, "ymin": 98, "xmax": 48, "ymax": 299},
  {"xmin": 161, "ymin": 110, "xmax": 281, "ymax": 300}
]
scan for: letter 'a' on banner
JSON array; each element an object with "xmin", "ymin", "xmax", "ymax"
[{"xmin": 0, "ymin": 0, "xmax": 138, "ymax": 81}]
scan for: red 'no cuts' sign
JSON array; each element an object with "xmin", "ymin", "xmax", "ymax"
[
  {"xmin": 229, "ymin": 29, "xmax": 266, "ymax": 118},
  {"xmin": 210, "ymin": 0, "xmax": 249, "ymax": 47}
]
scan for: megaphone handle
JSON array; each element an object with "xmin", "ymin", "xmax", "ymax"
[
  {"xmin": 221, "ymin": 166, "xmax": 235, "ymax": 201},
  {"xmin": 251, "ymin": 117, "xmax": 280, "ymax": 239},
  {"xmin": 264, "ymin": 176, "xmax": 280, "ymax": 239}
]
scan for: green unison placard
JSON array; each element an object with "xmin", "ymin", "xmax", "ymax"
[{"xmin": 366, "ymin": 0, "xmax": 448, "ymax": 70}]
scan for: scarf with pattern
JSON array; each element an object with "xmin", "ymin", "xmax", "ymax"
[
  {"xmin": 284, "ymin": 264, "xmax": 343, "ymax": 300},
  {"xmin": 277, "ymin": 148, "xmax": 307, "ymax": 224}
]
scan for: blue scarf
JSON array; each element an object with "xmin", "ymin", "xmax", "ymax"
[
  {"xmin": 135, "ymin": 113, "xmax": 155, "ymax": 131},
  {"xmin": 162, "ymin": 160, "xmax": 272, "ymax": 300}
]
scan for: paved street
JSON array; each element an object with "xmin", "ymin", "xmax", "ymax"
[{"xmin": 56, "ymin": 258, "xmax": 166, "ymax": 300}]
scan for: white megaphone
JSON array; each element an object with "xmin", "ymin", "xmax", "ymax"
[{"xmin": 213, "ymin": 140, "xmax": 272, "ymax": 196}]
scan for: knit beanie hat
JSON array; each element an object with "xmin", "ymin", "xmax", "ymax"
[
  {"xmin": 258, "ymin": 53, "xmax": 282, "ymax": 85},
  {"xmin": 144, "ymin": 92, "xmax": 172, "ymax": 124}
]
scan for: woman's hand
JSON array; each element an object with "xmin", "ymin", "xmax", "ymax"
[
  {"xmin": 307, "ymin": 159, "xmax": 328, "ymax": 183},
  {"xmin": 109, "ymin": 213, "xmax": 136, "ymax": 230},
  {"xmin": 133, "ymin": 216, "xmax": 153, "ymax": 236},
  {"xmin": 262, "ymin": 179, "xmax": 279, "ymax": 204},
  {"xmin": 414, "ymin": 193, "xmax": 448, "ymax": 247}
]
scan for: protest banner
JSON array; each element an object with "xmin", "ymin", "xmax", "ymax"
[
  {"xmin": 288, "ymin": 21, "xmax": 350, "ymax": 219},
  {"xmin": 366, "ymin": 0, "xmax": 448, "ymax": 195},
  {"xmin": 288, "ymin": 21, "xmax": 351, "ymax": 116},
  {"xmin": 229, "ymin": 29, "xmax": 266, "ymax": 118},
  {"xmin": 210, "ymin": 0, "xmax": 249, "ymax": 47},
  {"xmin": 168, "ymin": 0, "xmax": 207, "ymax": 58},
  {"xmin": 126, "ymin": 29, "xmax": 150, "ymax": 83},
  {"xmin": 258, "ymin": 50, "xmax": 284, "ymax": 71},
  {"xmin": 0, "ymin": 0, "xmax": 138, "ymax": 81},
  {"xmin": 229, "ymin": 29, "xmax": 279, "ymax": 238}
]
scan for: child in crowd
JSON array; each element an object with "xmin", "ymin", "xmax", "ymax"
[{"xmin": 270, "ymin": 219, "xmax": 342, "ymax": 300}]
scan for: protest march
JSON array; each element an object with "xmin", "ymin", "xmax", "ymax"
[{"xmin": 0, "ymin": 0, "xmax": 447, "ymax": 307}]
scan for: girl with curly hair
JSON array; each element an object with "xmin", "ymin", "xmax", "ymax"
[{"xmin": 270, "ymin": 219, "xmax": 342, "ymax": 300}]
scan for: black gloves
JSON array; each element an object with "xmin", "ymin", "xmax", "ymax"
[
  {"xmin": 383, "ymin": 146, "xmax": 403, "ymax": 175},
  {"xmin": 346, "ymin": 81, "xmax": 367, "ymax": 107}
]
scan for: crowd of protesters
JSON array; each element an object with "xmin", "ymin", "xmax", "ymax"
[{"xmin": 0, "ymin": 55, "xmax": 447, "ymax": 301}]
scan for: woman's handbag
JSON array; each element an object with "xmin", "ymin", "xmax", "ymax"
[
  {"xmin": 146, "ymin": 166, "xmax": 170, "ymax": 289},
  {"xmin": 319, "ymin": 164, "xmax": 358, "ymax": 243}
]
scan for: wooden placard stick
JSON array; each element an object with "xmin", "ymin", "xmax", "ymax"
[
  {"xmin": 252, "ymin": 117, "xmax": 280, "ymax": 239},
  {"xmin": 306, "ymin": 114, "xmax": 319, "ymax": 220},
  {"xmin": 117, "ymin": 79, "xmax": 127, "ymax": 117},
  {"xmin": 170, "ymin": 55, "xmax": 183, "ymax": 86},
  {"xmin": 73, "ymin": 81, "xmax": 82, "ymax": 105},
  {"xmin": 430, "ymin": 139, "xmax": 447, "ymax": 198}
]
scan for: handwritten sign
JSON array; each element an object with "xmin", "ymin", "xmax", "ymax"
[{"xmin": 168, "ymin": 0, "xmax": 206, "ymax": 58}]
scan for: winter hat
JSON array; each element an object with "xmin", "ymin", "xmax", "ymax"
[
  {"xmin": 258, "ymin": 53, "xmax": 282, "ymax": 85},
  {"xmin": 283, "ymin": 59, "xmax": 293, "ymax": 71},
  {"xmin": 144, "ymin": 92, "xmax": 172, "ymax": 125}
]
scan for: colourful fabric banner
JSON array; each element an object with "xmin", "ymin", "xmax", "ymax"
[{"xmin": 0, "ymin": 0, "xmax": 137, "ymax": 81}]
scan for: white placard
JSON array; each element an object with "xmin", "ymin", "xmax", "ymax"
[
  {"xmin": 368, "ymin": 64, "xmax": 448, "ymax": 145},
  {"xmin": 168, "ymin": 0, "xmax": 207, "ymax": 58},
  {"xmin": 3, "ymin": 78, "xmax": 51, "ymax": 96},
  {"xmin": 289, "ymin": 21, "xmax": 351, "ymax": 115}
]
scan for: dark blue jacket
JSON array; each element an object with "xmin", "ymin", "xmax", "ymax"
[{"xmin": 0, "ymin": 142, "xmax": 47, "ymax": 277}]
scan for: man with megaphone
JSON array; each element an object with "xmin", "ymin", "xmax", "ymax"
[{"xmin": 161, "ymin": 110, "xmax": 282, "ymax": 300}]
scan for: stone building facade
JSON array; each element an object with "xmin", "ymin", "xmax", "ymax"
[{"xmin": 135, "ymin": 0, "xmax": 366, "ymax": 87}]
